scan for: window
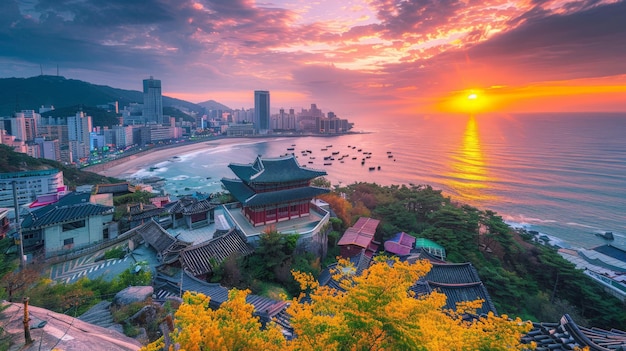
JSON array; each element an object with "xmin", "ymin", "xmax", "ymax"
[
  {"xmin": 62, "ymin": 220, "xmax": 85, "ymax": 232},
  {"xmin": 63, "ymin": 238, "xmax": 74, "ymax": 245}
]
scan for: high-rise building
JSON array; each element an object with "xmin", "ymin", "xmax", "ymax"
[
  {"xmin": 143, "ymin": 76, "xmax": 163, "ymax": 124},
  {"xmin": 254, "ymin": 90, "xmax": 270, "ymax": 134},
  {"xmin": 67, "ymin": 111, "xmax": 92, "ymax": 162}
]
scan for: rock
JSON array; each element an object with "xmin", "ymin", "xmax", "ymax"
[
  {"xmin": 113, "ymin": 286, "xmax": 154, "ymax": 307},
  {"xmin": 165, "ymin": 296, "xmax": 183, "ymax": 310},
  {"xmin": 108, "ymin": 323, "xmax": 125, "ymax": 334},
  {"xmin": 129, "ymin": 305, "xmax": 158, "ymax": 325},
  {"xmin": 134, "ymin": 327, "xmax": 150, "ymax": 345}
]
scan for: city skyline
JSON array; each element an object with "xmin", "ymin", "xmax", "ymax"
[{"xmin": 1, "ymin": 0, "xmax": 626, "ymax": 119}]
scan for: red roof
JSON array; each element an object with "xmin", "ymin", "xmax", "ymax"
[{"xmin": 337, "ymin": 217, "xmax": 380, "ymax": 248}]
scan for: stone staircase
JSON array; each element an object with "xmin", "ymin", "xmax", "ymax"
[{"xmin": 78, "ymin": 301, "xmax": 116, "ymax": 329}]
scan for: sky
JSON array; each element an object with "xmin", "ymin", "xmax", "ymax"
[{"xmin": 1, "ymin": 0, "xmax": 626, "ymax": 119}]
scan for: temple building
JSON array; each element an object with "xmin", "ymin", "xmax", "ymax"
[{"xmin": 221, "ymin": 155, "xmax": 329, "ymax": 227}]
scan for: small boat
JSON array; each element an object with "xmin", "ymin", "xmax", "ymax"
[
  {"xmin": 595, "ymin": 231, "xmax": 614, "ymax": 240},
  {"xmin": 377, "ymin": 166, "xmax": 381, "ymax": 170},
  {"xmin": 321, "ymin": 148, "xmax": 327, "ymax": 151},
  {"xmin": 287, "ymin": 147, "xmax": 295, "ymax": 151},
  {"xmin": 369, "ymin": 167, "xmax": 376, "ymax": 171},
  {"xmin": 388, "ymin": 155, "xmax": 394, "ymax": 158},
  {"xmin": 324, "ymin": 162, "xmax": 332, "ymax": 166},
  {"xmin": 352, "ymin": 157, "xmax": 357, "ymax": 160},
  {"xmin": 308, "ymin": 161, "xmax": 314, "ymax": 164}
]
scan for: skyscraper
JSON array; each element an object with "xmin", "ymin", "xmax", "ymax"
[
  {"xmin": 254, "ymin": 90, "xmax": 270, "ymax": 134},
  {"xmin": 143, "ymin": 76, "xmax": 163, "ymax": 124}
]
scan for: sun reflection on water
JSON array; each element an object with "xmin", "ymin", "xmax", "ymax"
[{"xmin": 446, "ymin": 115, "xmax": 495, "ymax": 203}]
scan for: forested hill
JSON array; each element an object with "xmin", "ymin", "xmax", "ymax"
[
  {"xmin": 0, "ymin": 144, "xmax": 120, "ymax": 188},
  {"xmin": 0, "ymin": 75, "xmax": 204, "ymax": 116}
]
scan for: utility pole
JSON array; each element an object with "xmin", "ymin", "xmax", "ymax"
[
  {"xmin": 23, "ymin": 297, "xmax": 33, "ymax": 345},
  {"xmin": 12, "ymin": 181, "xmax": 26, "ymax": 269}
]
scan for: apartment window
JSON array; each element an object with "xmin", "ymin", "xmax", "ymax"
[
  {"xmin": 62, "ymin": 220, "xmax": 85, "ymax": 232},
  {"xmin": 63, "ymin": 238, "xmax": 74, "ymax": 245}
]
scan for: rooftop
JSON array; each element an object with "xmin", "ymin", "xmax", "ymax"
[{"xmin": 227, "ymin": 155, "xmax": 326, "ymax": 184}]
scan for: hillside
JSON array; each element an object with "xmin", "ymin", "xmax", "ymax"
[
  {"xmin": 0, "ymin": 75, "xmax": 204, "ymax": 116},
  {"xmin": 0, "ymin": 144, "xmax": 121, "ymax": 188},
  {"xmin": 197, "ymin": 99, "xmax": 231, "ymax": 111}
]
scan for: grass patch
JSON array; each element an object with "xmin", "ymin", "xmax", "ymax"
[{"xmin": 257, "ymin": 282, "xmax": 290, "ymax": 300}]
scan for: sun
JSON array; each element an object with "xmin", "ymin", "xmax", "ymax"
[{"xmin": 467, "ymin": 93, "xmax": 478, "ymax": 100}]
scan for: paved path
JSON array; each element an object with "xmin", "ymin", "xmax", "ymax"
[
  {"xmin": 49, "ymin": 244, "xmax": 160, "ymax": 284},
  {"xmin": 49, "ymin": 253, "xmax": 133, "ymax": 284}
]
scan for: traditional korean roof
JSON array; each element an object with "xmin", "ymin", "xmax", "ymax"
[
  {"xmin": 424, "ymin": 262, "xmax": 482, "ymax": 284},
  {"xmin": 384, "ymin": 232, "xmax": 416, "ymax": 256},
  {"xmin": 318, "ymin": 250, "xmax": 373, "ymax": 291},
  {"xmin": 21, "ymin": 192, "xmax": 113, "ymax": 229},
  {"xmin": 222, "ymin": 178, "xmax": 329, "ymax": 207},
  {"xmin": 180, "ymin": 271, "xmax": 293, "ymax": 334},
  {"xmin": 179, "ymin": 229, "xmax": 254, "ymax": 276},
  {"xmin": 134, "ymin": 220, "xmax": 191, "ymax": 264},
  {"xmin": 423, "ymin": 281, "xmax": 497, "ymax": 315},
  {"xmin": 521, "ymin": 314, "xmax": 626, "ymax": 351},
  {"xmin": 227, "ymin": 155, "xmax": 327, "ymax": 184},
  {"xmin": 319, "ymin": 249, "xmax": 497, "ymax": 316},
  {"xmin": 167, "ymin": 196, "xmax": 216, "ymax": 215},
  {"xmin": 337, "ymin": 217, "xmax": 380, "ymax": 248}
]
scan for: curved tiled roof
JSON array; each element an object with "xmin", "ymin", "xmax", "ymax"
[
  {"xmin": 522, "ymin": 314, "xmax": 626, "ymax": 351},
  {"xmin": 179, "ymin": 229, "xmax": 253, "ymax": 276},
  {"xmin": 227, "ymin": 155, "xmax": 326, "ymax": 183},
  {"xmin": 320, "ymin": 250, "xmax": 497, "ymax": 315},
  {"xmin": 424, "ymin": 262, "xmax": 482, "ymax": 284},
  {"xmin": 21, "ymin": 192, "xmax": 114, "ymax": 229},
  {"xmin": 168, "ymin": 197, "xmax": 216, "ymax": 215},
  {"xmin": 181, "ymin": 271, "xmax": 292, "ymax": 333},
  {"xmin": 425, "ymin": 281, "xmax": 497, "ymax": 315},
  {"xmin": 135, "ymin": 220, "xmax": 191, "ymax": 263},
  {"xmin": 222, "ymin": 178, "xmax": 329, "ymax": 207}
]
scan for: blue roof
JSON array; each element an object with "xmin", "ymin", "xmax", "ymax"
[
  {"xmin": 222, "ymin": 178, "xmax": 329, "ymax": 207},
  {"xmin": 227, "ymin": 155, "xmax": 326, "ymax": 184},
  {"xmin": 21, "ymin": 192, "xmax": 113, "ymax": 229}
]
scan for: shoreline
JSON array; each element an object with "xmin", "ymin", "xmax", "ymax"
[{"xmin": 85, "ymin": 133, "xmax": 367, "ymax": 179}]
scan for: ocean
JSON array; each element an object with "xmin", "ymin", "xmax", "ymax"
[{"xmin": 131, "ymin": 112, "xmax": 626, "ymax": 251}]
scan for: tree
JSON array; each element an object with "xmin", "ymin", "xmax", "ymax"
[
  {"xmin": 144, "ymin": 258, "xmax": 532, "ymax": 351},
  {"xmin": 148, "ymin": 289, "xmax": 286, "ymax": 351}
]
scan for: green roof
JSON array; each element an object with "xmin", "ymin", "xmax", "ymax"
[
  {"xmin": 222, "ymin": 178, "xmax": 329, "ymax": 207},
  {"xmin": 414, "ymin": 238, "xmax": 445, "ymax": 251},
  {"xmin": 228, "ymin": 155, "xmax": 326, "ymax": 183}
]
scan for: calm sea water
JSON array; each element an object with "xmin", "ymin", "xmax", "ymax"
[{"xmin": 132, "ymin": 113, "xmax": 626, "ymax": 250}]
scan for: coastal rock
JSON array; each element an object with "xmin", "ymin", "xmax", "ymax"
[{"xmin": 113, "ymin": 286, "xmax": 154, "ymax": 307}]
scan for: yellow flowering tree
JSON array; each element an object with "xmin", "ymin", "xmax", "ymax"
[
  {"xmin": 143, "ymin": 258, "xmax": 532, "ymax": 351},
  {"xmin": 288, "ymin": 257, "xmax": 532, "ymax": 351}
]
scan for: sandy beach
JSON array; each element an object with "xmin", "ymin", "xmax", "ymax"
[{"xmin": 88, "ymin": 138, "xmax": 246, "ymax": 179}]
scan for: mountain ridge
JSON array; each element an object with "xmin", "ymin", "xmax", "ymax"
[{"xmin": 0, "ymin": 75, "xmax": 221, "ymax": 116}]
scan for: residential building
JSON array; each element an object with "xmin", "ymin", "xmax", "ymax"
[
  {"xmin": 253, "ymin": 90, "xmax": 270, "ymax": 134},
  {"xmin": 20, "ymin": 192, "xmax": 115, "ymax": 257},
  {"xmin": 0, "ymin": 169, "xmax": 65, "ymax": 208}
]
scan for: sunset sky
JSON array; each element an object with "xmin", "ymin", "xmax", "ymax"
[{"xmin": 1, "ymin": 0, "xmax": 626, "ymax": 118}]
